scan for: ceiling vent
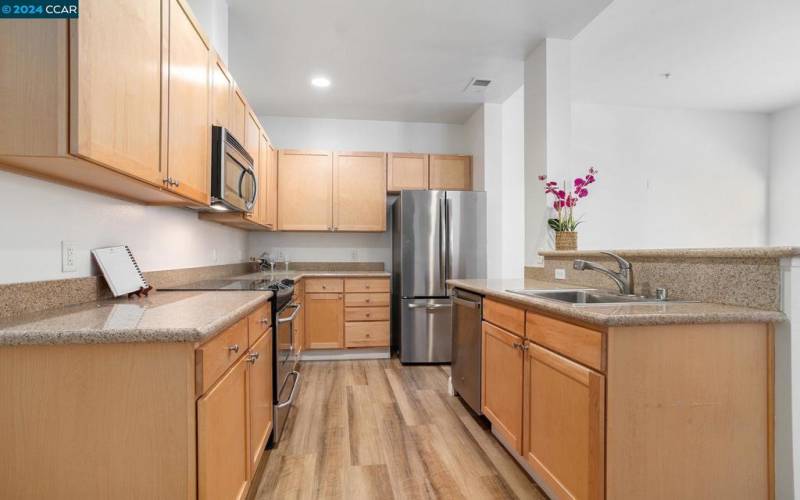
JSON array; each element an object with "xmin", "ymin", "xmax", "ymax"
[{"xmin": 464, "ymin": 78, "xmax": 492, "ymax": 93}]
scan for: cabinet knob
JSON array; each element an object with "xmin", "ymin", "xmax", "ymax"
[
  {"xmin": 227, "ymin": 344, "xmax": 240, "ymax": 353},
  {"xmin": 365, "ymin": 333, "xmax": 371, "ymax": 338},
  {"xmin": 365, "ymin": 313, "xmax": 371, "ymax": 318},
  {"xmin": 259, "ymin": 317, "xmax": 270, "ymax": 325},
  {"xmin": 365, "ymin": 285, "xmax": 370, "ymax": 289},
  {"xmin": 365, "ymin": 299, "xmax": 371, "ymax": 303},
  {"xmin": 322, "ymin": 285, "xmax": 327, "ymax": 289},
  {"xmin": 247, "ymin": 352, "xmax": 260, "ymax": 364}
]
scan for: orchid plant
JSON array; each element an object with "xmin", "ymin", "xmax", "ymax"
[{"xmin": 538, "ymin": 167, "xmax": 598, "ymax": 232}]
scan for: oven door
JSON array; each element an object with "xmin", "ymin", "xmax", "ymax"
[{"xmin": 274, "ymin": 303, "xmax": 302, "ymax": 442}]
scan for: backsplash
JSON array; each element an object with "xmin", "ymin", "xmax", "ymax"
[{"xmin": 526, "ymin": 247, "xmax": 799, "ymax": 311}]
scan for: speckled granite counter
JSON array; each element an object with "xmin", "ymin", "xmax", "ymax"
[
  {"xmin": 0, "ymin": 290, "xmax": 270, "ymax": 346},
  {"xmin": 447, "ymin": 278, "xmax": 786, "ymax": 327},
  {"xmin": 233, "ymin": 270, "xmax": 391, "ymax": 280}
]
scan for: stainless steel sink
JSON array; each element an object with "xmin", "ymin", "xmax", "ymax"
[{"xmin": 507, "ymin": 288, "xmax": 669, "ymax": 306}]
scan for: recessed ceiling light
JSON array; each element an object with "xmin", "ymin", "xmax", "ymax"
[{"xmin": 311, "ymin": 76, "xmax": 331, "ymax": 88}]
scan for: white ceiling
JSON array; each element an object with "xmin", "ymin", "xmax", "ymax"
[
  {"xmin": 571, "ymin": 0, "xmax": 800, "ymax": 113},
  {"xmin": 228, "ymin": 0, "xmax": 612, "ymax": 123}
]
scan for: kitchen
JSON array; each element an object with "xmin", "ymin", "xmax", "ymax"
[{"xmin": 0, "ymin": 0, "xmax": 798, "ymax": 499}]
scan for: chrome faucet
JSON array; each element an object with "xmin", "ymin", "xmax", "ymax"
[
  {"xmin": 258, "ymin": 252, "xmax": 276, "ymax": 272},
  {"xmin": 573, "ymin": 252, "xmax": 633, "ymax": 295}
]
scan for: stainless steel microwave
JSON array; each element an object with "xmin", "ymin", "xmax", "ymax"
[{"xmin": 209, "ymin": 126, "xmax": 257, "ymax": 212}]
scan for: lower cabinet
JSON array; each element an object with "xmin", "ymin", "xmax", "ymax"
[
  {"xmin": 197, "ymin": 354, "xmax": 250, "ymax": 500},
  {"xmin": 481, "ymin": 321, "xmax": 524, "ymax": 453},
  {"xmin": 524, "ymin": 343, "xmax": 605, "ymax": 500},
  {"xmin": 305, "ymin": 292, "xmax": 344, "ymax": 349}
]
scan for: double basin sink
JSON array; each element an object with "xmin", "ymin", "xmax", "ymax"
[{"xmin": 507, "ymin": 288, "xmax": 673, "ymax": 306}]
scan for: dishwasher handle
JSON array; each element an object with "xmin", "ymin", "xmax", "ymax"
[{"xmin": 452, "ymin": 296, "xmax": 482, "ymax": 310}]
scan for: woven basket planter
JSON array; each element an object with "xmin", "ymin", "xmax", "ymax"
[{"xmin": 555, "ymin": 231, "xmax": 578, "ymax": 251}]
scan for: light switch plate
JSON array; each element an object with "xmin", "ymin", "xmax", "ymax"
[
  {"xmin": 61, "ymin": 241, "xmax": 76, "ymax": 272},
  {"xmin": 555, "ymin": 268, "xmax": 566, "ymax": 280}
]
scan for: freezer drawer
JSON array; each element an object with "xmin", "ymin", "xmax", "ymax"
[{"xmin": 400, "ymin": 298, "xmax": 453, "ymax": 363}]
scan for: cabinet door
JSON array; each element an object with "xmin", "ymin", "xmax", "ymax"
[
  {"xmin": 245, "ymin": 121, "xmax": 263, "ymax": 224},
  {"xmin": 305, "ymin": 293, "xmax": 343, "ymax": 349},
  {"xmin": 70, "ymin": 0, "xmax": 163, "ymax": 186},
  {"xmin": 387, "ymin": 153, "xmax": 429, "ymax": 192},
  {"xmin": 255, "ymin": 133, "xmax": 270, "ymax": 227},
  {"xmin": 482, "ymin": 321, "xmax": 524, "ymax": 453},
  {"xmin": 264, "ymin": 142, "xmax": 278, "ymax": 228},
  {"xmin": 210, "ymin": 55, "xmax": 232, "ymax": 129},
  {"xmin": 333, "ymin": 151, "xmax": 387, "ymax": 231},
  {"xmin": 247, "ymin": 329, "xmax": 273, "ymax": 475},
  {"xmin": 293, "ymin": 293, "xmax": 305, "ymax": 354},
  {"xmin": 429, "ymin": 154, "xmax": 472, "ymax": 190},
  {"xmin": 244, "ymin": 110, "xmax": 260, "ymax": 166},
  {"xmin": 277, "ymin": 150, "xmax": 333, "ymax": 231},
  {"xmin": 197, "ymin": 355, "xmax": 249, "ymax": 500},
  {"xmin": 166, "ymin": 0, "xmax": 210, "ymax": 204},
  {"xmin": 230, "ymin": 87, "xmax": 246, "ymax": 143},
  {"xmin": 524, "ymin": 343, "xmax": 605, "ymax": 500}
]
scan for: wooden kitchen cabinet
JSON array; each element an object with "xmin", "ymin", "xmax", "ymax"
[
  {"xmin": 70, "ymin": 0, "xmax": 164, "ymax": 186},
  {"xmin": 429, "ymin": 154, "xmax": 472, "ymax": 190},
  {"xmin": 333, "ymin": 152, "xmax": 387, "ymax": 231},
  {"xmin": 387, "ymin": 153, "xmax": 429, "ymax": 192},
  {"xmin": 264, "ymin": 142, "xmax": 279, "ymax": 228},
  {"xmin": 481, "ymin": 321, "xmax": 524, "ymax": 453},
  {"xmin": 230, "ymin": 87, "xmax": 247, "ymax": 144},
  {"xmin": 293, "ymin": 281, "xmax": 305, "ymax": 354},
  {"xmin": 523, "ymin": 343, "xmax": 605, "ymax": 500},
  {"xmin": 304, "ymin": 292, "xmax": 344, "ymax": 349},
  {"xmin": 210, "ymin": 54, "xmax": 233, "ymax": 129},
  {"xmin": 247, "ymin": 329, "xmax": 273, "ymax": 475},
  {"xmin": 197, "ymin": 353, "xmax": 250, "ymax": 500},
  {"xmin": 278, "ymin": 150, "xmax": 334, "ymax": 231},
  {"xmin": 244, "ymin": 109, "xmax": 260, "ymax": 165},
  {"xmin": 166, "ymin": 0, "xmax": 211, "ymax": 204}
]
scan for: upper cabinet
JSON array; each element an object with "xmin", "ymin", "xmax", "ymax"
[
  {"xmin": 333, "ymin": 152, "xmax": 387, "ymax": 232},
  {"xmin": 387, "ymin": 153, "xmax": 429, "ymax": 192},
  {"xmin": 166, "ymin": 0, "xmax": 211, "ymax": 205},
  {"xmin": 278, "ymin": 150, "xmax": 334, "ymax": 231},
  {"xmin": 71, "ymin": 0, "xmax": 164, "ymax": 186},
  {"xmin": 429, "ymin": 154, "xmax": 472, "ymax": 190},
  {"xmin": 210, "ymin": 55, "xmax": 233, "ymax": 130},
  {"xmin": 264, "ymin": 142, "xmax": 279, "ymax": 229},
  {"xmin": 244, "ymin": 109, "xmax": 260, "ymax": 165},
  {"xmin": 230, "ymin": 87, "xmax": 247, "ymax": 144}
]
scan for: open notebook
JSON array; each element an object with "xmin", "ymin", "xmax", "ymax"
[{"xmin": 92, "ymin": 245, "xmax": 149, "ymax": 297}]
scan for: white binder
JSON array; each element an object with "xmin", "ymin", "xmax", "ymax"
[{"xmin": 91, "ymin": 245, "xmax": 149, "ymax": 297}]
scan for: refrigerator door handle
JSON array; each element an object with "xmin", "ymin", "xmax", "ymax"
[
  {"xmin": 439, "ymin": 196, "xmax": 447, "ymax": 290},
  {"xmin": 407, "ymin": 303, "xmax": 452, "ymax": 310}
]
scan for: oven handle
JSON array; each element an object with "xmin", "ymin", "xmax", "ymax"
[
  {"xmin": 277, "ymin": 303, "xmax": 302, "ymax": 323},
  {"xmin": 276, "ymin": 370, "xmax": 301, "ymax": 409}
]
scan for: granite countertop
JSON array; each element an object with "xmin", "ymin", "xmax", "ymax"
[
  {"xmin": 447, "ymin": 278, "xmax": 786, "ymax": 327},
  {"xmin": 234, "ymin": 270, "xmax": 392, "ymax": 280},
  {"xmin": 0, "ymin": 290, "xmax": 271, "ymax": 346}
]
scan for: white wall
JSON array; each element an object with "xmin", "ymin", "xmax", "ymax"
[
  {"xmin": 524, "ymin": 39, "xmax": 572, "ymax": 265},
  {"xmin": 259, "ymin": 116, "xmax": 469, "ymax": 153},
  {"xmin": 500, "ymin": 87, "xmax": 525, "ymax": 278},
  {"xmin": 0, "ymin": 170, "xmax": 247, "ymax": 285},
  {"xmin": 769, "ymin": 103, "xmax": 800, "ymax": 246},
  {"xmin": 250, "ymin": 116, "xmax": 471, "ymax": 269},
  {"xmin": 565, "ymin": 102, "xmax": 770, "ymax": 249},
  {"xmin": 187, "ymin": 0, "xmax": 229, "ymax": 62}
]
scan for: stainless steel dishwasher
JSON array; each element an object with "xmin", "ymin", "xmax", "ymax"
[{"xmin": 450, "ymin": 288, "xmax": 483, "ymax": 414}]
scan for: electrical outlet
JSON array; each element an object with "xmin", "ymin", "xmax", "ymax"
[
  {"xmin": 555, "ymin": 268, "xmax": 566, "ymax": 280},
  {"xmin": 61, "ymin": 241, "xmax": 76, "ymax": 272}
]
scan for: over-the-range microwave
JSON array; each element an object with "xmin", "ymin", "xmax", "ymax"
[{"xmin": 207, "ymin": 125, "xmax": 257, "ymax": 212}]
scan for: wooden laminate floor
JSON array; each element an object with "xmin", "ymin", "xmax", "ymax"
[{"xmin": 254, "ymin": 359, "xmax": 546, "ymax": 500}]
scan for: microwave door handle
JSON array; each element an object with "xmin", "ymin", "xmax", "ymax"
[{"xmin": 244, "ymin": 166, "xmax": 257, "ymax": 211}]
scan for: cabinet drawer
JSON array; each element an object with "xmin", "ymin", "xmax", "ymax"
[
  {"xmin": 196, "ymin": 317, "xmax": 248, "ymax": 395},
  {"xmin": 345, "ymin": 307, "xmax": 389, "ymax": 322},
  {"xmin": 345, "ymin": 292, "xmax": 390, "ymax": 307},
  {"xmin": 345, "ymin": 278, "xmax": 390, "ymax": 293},
  {"xmin": 526, "ymin": 312, "xmax": 605, "ymax": 372},
  {"xmin": 345, "ymin": 322, "xmax": 390, "ymax": 347},
  {"xmin": 484, "ymin": 298, "xmax": 525, "ymax": 337},
  {"xmin": 305, "ymin": 278, "xmax": 343, "ymax": 293},
  {"xmin": 247, "ymin": 302, "xmax": 271, "ymax": 346}
]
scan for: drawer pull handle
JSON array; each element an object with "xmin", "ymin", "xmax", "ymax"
[
  {"xmin": 228, "ymin": 344, "xmax": 240, "ymax": 353},
  {"xmin": 322, "ymin": 285, "xmax": 327, "ymax": 289},
  {"xmin": 247, "ymin": 352, "xmax": 260, "ymax": 364},
  {"xmin": 365, "ymin": 313, "xmax": 371, "ymax": 317},
  {"xmin": 259, "ymin": 318, "xmax": 270, "ymax": 325},
  {"xmin": 365, "ymin": 299, "xmax": 371, "ymax": 303},
  {"xmin": 366, "ymin": 334, "xmax": 371, "ymax": 338},
  {"xmin": 512, "ymin": 342, "xmax": 523, "ymax": 350}
]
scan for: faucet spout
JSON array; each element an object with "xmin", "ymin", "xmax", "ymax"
[{"xmin": 572, "ymin": 252, "xmax": 633, "ymax": 295}]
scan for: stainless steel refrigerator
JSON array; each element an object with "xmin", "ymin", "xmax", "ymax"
[{"xmin": 391, "ymin": 190, "xmax": 486, "ymax": 363}]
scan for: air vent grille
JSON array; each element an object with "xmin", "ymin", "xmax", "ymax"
[{"xmin": 472, "ymin": 79, "xmax": 491, "ymax": 87}]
